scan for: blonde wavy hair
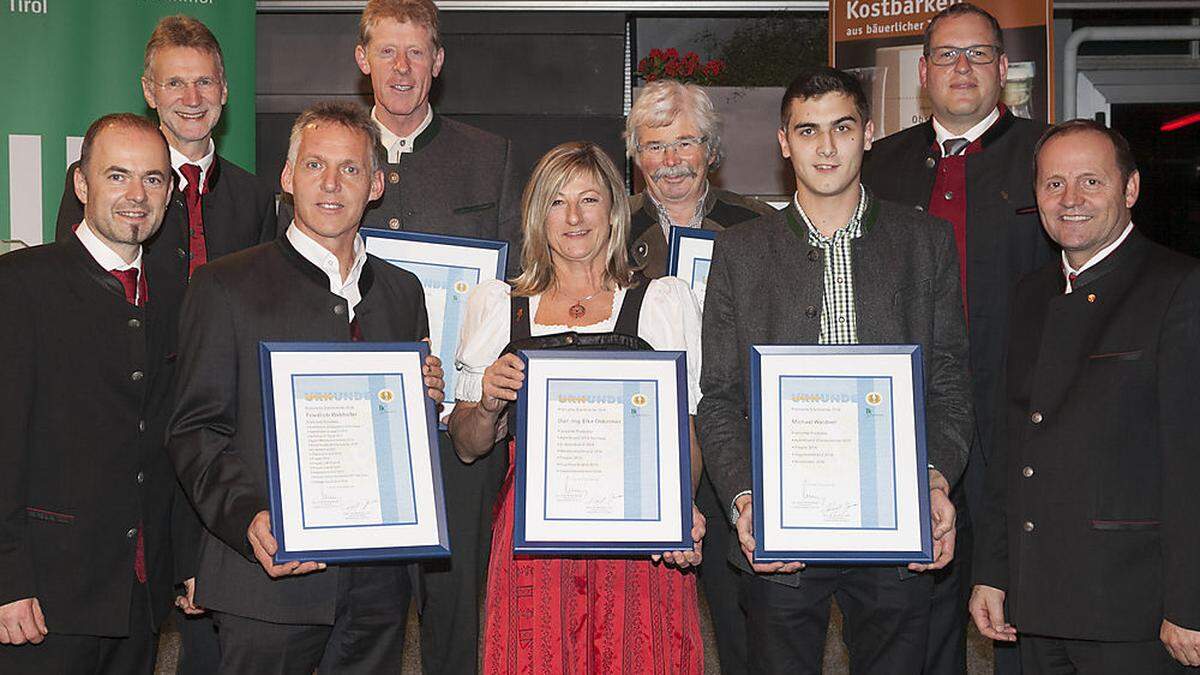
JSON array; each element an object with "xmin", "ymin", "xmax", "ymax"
[{"xmin": 510, "ymin": 142, "xmax": 636, "ymax": 297}]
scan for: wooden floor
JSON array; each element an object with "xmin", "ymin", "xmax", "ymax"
[{"xmin": 154, "ymin": 593, "xmax": 997, "ymax": 673}]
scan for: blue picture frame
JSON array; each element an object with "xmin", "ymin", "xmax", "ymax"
[
  {"xmin": 749, "ymin": 344, "xmax": 933, "ymax": 565},
  {"xmin": 260, "ymin": 341, "xmax": 451, "ymax": 564},
  {"xmin": 361, "ymin": 229, "xmax": 508, "ymax": 424},
  {"xmin": 668, "ymin": 227, "xmax": 717, "ymax": 309},
  {"xmin": 512, "ymin": 350, "xmax": 693, "ymax": 555},
  {"xmin": 666, "ymin": 225, "xmax": 716, "ymax": 277}
]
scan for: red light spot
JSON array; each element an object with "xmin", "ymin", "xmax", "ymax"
[{"xmin": 1160, "ymin": 112, "xmax": 1200, "ymax": 132}]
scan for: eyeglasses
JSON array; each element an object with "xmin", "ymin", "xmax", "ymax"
[
  {"xmin": 925, "ymin": 44, "xmax": 1003, "ymax": 66},
  {"xmin": 144, "ymin": 76, "xmax": 224, "ymax": 94},
  {"xmin": 636, "ymin": 136, "xmax": 708, "ymax": 157}
]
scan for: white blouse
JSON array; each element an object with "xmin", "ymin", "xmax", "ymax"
[{"xmin": 454, "ymin": 277, "xmax": 703, "ymax": 414}]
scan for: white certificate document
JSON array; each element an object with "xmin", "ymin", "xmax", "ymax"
[
  {"xmin": 776, "ymin": 376, "xmax": 897, "ymax": 530},
  {"xmin": 753, "ymin": 347, "xmax": 928, "ymax": 563},
  {"xmin": 516, "ymin": 353, "xmax": 689, "ymax": 552},
  {"xmin": 543, "ymin": 380, "xmax": 661, "ymax": 521},
  {"xmin": 292, "ymin": 373, "xmax": 416, "ymax": 528},
  {"xmin": 363, "ymin": 232, "xmax": 507, "ymax": 417},
  {"xmin": 264, "ymin": 346, "xmax": 449, "ymax": 563}
]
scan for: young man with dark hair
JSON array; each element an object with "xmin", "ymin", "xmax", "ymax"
[
  {"xmin": 698, "ymin": 66, "xmax": 971, "ymax": 673},
  {"xmin": 0, "ymin": 113, "xmax": 184, "ymax": 674},
  {"xmin": 862, "ymin": 4, "xmax": 1056, "ymax": 672}
]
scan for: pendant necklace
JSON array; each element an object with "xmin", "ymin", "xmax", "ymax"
[{"xmin": 568, "ymin": 289, "xmax": 602, "ymax": 319}]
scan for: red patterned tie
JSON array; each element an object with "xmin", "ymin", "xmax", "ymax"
[
  {"xmin": 180, "ymin": 163, "xmax": 208, "ymax": 278},
  {"xmin": 110, "ymin": 268, "xmax": 148, "ymax": 582}
]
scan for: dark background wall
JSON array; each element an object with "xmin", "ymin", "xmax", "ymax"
[{"xmin": 256, "ymin": 11, "xmax": 628, "ymax": 189}]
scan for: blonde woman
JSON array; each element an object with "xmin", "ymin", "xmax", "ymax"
[{"xmin": 448, "ymin": 141, "xmax": 705, "ymax": 674}]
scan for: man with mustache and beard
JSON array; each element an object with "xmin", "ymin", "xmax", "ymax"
[
  {"xmin": 623, "ymin": 78, "xmax": 771, "ymax": 675},
  {"xmin": 625, "ymin": 80, "xmax": 773, "ymax": 285}
]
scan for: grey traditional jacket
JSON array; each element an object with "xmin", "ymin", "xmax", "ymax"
[
  {"xmin": 697, "ymin": 189, "xmax": 973, "ymax": 534},
  {"xmin": 361, "ymin": 114, "xmax": 524, "ymax": 276},
  {"xmin": 627, "ymin": 186, "xmax": 774, "ymax": 278}
]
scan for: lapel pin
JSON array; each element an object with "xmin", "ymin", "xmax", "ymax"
[{"xmin": 1087, "ymin": 293, "xmax": 1096, "ymax": 303}]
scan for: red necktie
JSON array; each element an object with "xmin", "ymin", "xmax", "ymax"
[
  {"xmin": 109, "ymin": 268, "xmax": 147, "ymax": 306},
  {"xmin": 110, "ymin": 268, "xmax": 148, "ymax": 582},
  {"xmin": 1067, "ymin": 271, "xmax": 1078, "ymax": 294},
  {"xmin": 180, "ymin": 163, "xmax": 208, "ymax": 278}
]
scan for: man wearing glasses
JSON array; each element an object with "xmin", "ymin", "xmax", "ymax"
[
  {"xmin": 56, "ymin": 15, "xmax": 278, "ymax": 281},
  {"xmin": 623, "ymin": 79, "xmax": 770, "ymax": 675},
  {"xmin": 53, "ymin": 15, "xmax": 278, "ymax": 675},
  {"xmin": 862, "ymin": 4, "xmax": 1055, "ymax": 674},
  {"xmin": 625, "ymin": 79, "xmax": 771, "ymax": 282}
]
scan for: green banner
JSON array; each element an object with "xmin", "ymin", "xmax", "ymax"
[{"xmin": 1, "ymin": 0, "xmax": 256, "ymax": 245}]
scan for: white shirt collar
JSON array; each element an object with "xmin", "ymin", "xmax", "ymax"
[
  {"xmin": 932, "ymin": 106, "xmax": 1000, "ymax": 156},
  {"xmin": 373, "ymin": 105, "xmax": 434, "ymax": 164},
  {"xmin": 170, "ymin": 140, "xmax": 216, "ymax": 192},
  {"xmin": 1063, "ymin": 221, "xmax": 1135, "ymax": 293},
  {"xmin": 76, "ymin": 220, "xmax": 145, "ymax": 303},
  {"xmin": 286, "ymin": 222, "xmax": 368, "ymax": 321},
  {"xmin": 75, "ymin": 219, "xmax": 143, "ymax": 273}
]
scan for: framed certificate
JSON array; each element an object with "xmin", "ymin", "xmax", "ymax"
[
  {"xmin": 260, "ymin": 342, "xmax": 450, "ymax": 564},
  {"xmin": 667, "ymin": 226, "xmax": 716, "ymax": 310},
  {"xmin": 750, "ymin": 345, "xmax": 932, "ymax": 564},
  {"xmin": 362, "ymin": 229, "xmax": 508, "ymax": 419},
  {"xmin": 513, "ymin": 350, "xmax": 692, "ymax": 555}
]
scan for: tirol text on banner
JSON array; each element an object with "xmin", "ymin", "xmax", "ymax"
[
  {"xmin": 0, "ymin": 0, "xmax": 257, "ymax": 247},
  {"xmin": 829, "ymin": 0, "xmax": 1054, "ymax": 138}
]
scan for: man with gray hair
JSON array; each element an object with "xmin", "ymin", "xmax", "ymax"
[
  {"xmin": 626, "ymin": 80, "xmax": 772, "ymax": 280},
  {"xmin": 626, "ymin": 78, "xmax": 771, "ymax": 674},
  {"xmin": 167, "ymin": 101, "xmax": 445, "ymax": 673}
]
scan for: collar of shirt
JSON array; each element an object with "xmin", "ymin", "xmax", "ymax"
[
  {"xmin": 286, "ymin": 222, "xmax": 368, "ymax": 320},
  {"xmin": 170, "ymin": 140, "xmax": 216, "ymax": 193},
  {"xmin": 793, "ymin": 186, "xmax": 868, "ymax": 247},
  {"xmin": 373, "ymin": 105, "xmax": 434, "ymax": 164},
  {"xmin": 648, "ymin": 181, "xmax": 709, "ymax": 238},
  {"xmin": 1062, "ymin": 221, "xmax": 1135, "ymax": 293},
  {"xmin": 932, "ymin": 106, "xmax": 1000, "ymax": 157},
  {"xmin": 76, "ymin": 219, "xmax": 145, "ymax": 302}
]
